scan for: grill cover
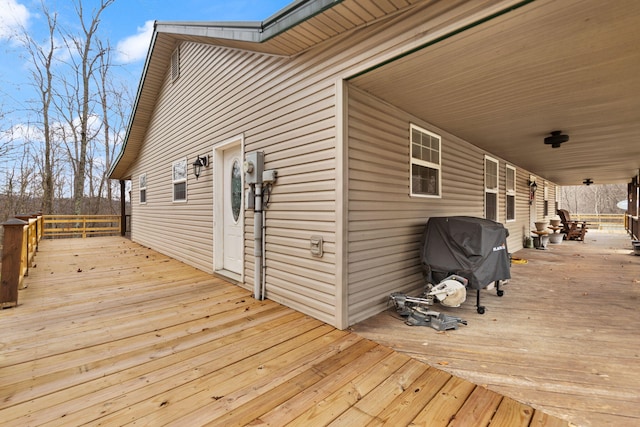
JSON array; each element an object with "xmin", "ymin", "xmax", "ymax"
[{"xmin": 421, "ymin": 216, "xmax": 511, "ymax": 290}]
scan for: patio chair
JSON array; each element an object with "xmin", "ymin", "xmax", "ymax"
[{"xmin": 557, "ymin": 209, "xmax": 588, "ymax": 241}]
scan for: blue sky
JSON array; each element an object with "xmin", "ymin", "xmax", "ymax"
[{"xmin": 1, "ymin": 0, "xmax": 292, "ymax": 99}]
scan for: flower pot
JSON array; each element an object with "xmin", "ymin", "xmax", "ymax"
[
  {"xmin": 534, "ymin": 221, "xmax": 549, "ymax": 232},
  {"xmin": 549, "ymin": 233, "xmax": 564, "ymax": 244},
  {"xmin": 533, "ymin": 234, "xmax": 550, "ymax": 249},
  {"xmin": 550, "ymin": 219, "xmax": 562, "ymax": 227},
  {"xmin": 524, "ymin": 236, "xmax": 534, "ymax": 248}
]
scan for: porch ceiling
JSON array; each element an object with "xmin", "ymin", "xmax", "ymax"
[{"xmin": 349, "ymin": 0, "xmax": 640, "ymax": 185}]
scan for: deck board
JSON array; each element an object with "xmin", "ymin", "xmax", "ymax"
[
  {"xmin": 353, "ymin": 231, "xmax": 640, "ymax": 427},
  {"xmin": 0, "ymin": 237, "xmax": 570, "ymax": 425}
]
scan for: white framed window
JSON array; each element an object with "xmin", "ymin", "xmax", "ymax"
[
  {"xmin": 172, "ymin": 158, "xmax": 187, "ymax": 202},
  {"xmin": 171, "ymin": 45, "xmax": 180, "ymax": 82},
  {"xmin": 484, "ymin": 156, "xmax": 499, "ymax": 221},
  {"xmin": 543, "ymin": 181, "xmax": 549, "ymax": 217},
  {"xmin": 139, "ymin": 173, "xmax": 147, "ymax": 204},
  {"xmin": 505, "ymin": 165, "xmax": 516, "ymax": 222},
  {"xmin": 410, "ymin": 124, "xmax": 441, "ymax": 197}
]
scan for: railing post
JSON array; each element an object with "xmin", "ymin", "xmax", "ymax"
[
  {"xmin": 37, "ymin": 215, "xmax": 44, "ymax": 242},
  {"xmin": 15, "ymin": 214, "xmax": 33, "ymax": 274},
  {"xmin": 1, "ymin": 218, "xmax": 28, "ymax": 308},
  {"xmin": 120, "ymin": 180, "xmax": 127, "ymax": 236}
]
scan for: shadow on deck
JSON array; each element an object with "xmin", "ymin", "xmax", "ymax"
[{"xmin": 0, "ymin": 236, "xmax": 602, "ymax": 425}]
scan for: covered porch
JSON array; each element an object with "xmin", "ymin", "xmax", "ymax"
[{"xmin": 353, "ymin": 230, "xmax": 640, "ymax": 427}]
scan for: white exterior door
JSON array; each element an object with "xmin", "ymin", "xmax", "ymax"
[{"xmin": 222, "ymin": 146, "xmax": 243, "ymax": 274}]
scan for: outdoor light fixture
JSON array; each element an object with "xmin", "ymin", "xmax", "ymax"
[
  {"xmin": 544, "ymin": 130, "xmax": 569, "ymax": 148},
  {"xmin": 583, "ymin": 178, "xmax": 593, "ymax": 186},
  {"xmin": 528, "ymin": 179, "xmax": 538, "ymax": 204},
  {"xmin": 192, "ymin": 155, "xmax": 209, "ymax": 179}
]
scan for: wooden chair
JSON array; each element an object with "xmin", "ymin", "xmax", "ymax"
[{"xmin": 557, "ymin": 209, "xmax": 588, "ymax": 241}]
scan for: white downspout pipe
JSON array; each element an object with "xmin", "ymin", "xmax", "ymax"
[
  {"xmin": 261, "ymin": 208, "xmax": 267, "ymax": 300},
  {"xmin": 253, "ymin": 182, "xmax": 263, "ymax": 300}
]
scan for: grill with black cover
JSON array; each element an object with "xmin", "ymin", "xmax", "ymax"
[{"xmin": 420, "ymin": 216, "xmax": 511, "ymax": 314}]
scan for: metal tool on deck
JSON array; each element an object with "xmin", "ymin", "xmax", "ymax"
[
  {"xmin": 405, "ymin": 308, "xmax": 467, "ymax": 331},
  {"xmin": 389, "ymin": 275, "xmax": 468, "ymax": 331}
]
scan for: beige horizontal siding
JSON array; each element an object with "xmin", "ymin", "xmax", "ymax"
[
  {"xmin": 346, "ymin": 86, "xmax": 555, "ymax": 325},
  {"xmin": 126, "ymin": 29, "xmax": 347, "ymax": 322}
]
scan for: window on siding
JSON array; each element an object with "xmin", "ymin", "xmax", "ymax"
[
  {"xmin": 543, "ymin": 182, "xmax": 549, "ymax": 217},
  {"xmin": 171, "ymin": 46, "xmax": 180, "ymax": 82},
  {"xmin": 485, "ymin": 156, "xmax": 499, "ymax": 221},
  {"xmin": 139, "ymin": 173, "xmax": 147, "ymax": 204},
  {"xmin": 172, "ymin": 158, "xmax": 187, "ymax": 202},
  {"xmin": 506, "ymin": 165, "xmax": 516, "ymax": 221},
  {"xmin": 410, "ymin": 124, "xmax": 441, "ymax": 197}
]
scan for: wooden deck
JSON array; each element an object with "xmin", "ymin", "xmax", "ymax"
[
  {"xmin": 353, "ymin": 231, "xmax": 640, "ymax": 427},
  {"xmin": 0, "ymin": 237, "xmax": 569, "ymax": 426}
]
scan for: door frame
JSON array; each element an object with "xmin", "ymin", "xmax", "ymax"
[{"xmin": 213, "ymin": 134, "xmax": 244, "ymax": 281}]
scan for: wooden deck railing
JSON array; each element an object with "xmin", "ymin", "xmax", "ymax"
[
  {"xmin": 42, "ymin": 215, "xmax": 120, "ymax": 239},
  {"xmin": 571, "ymin": 213, "xmax": 626, "ymax": 231},
  {"xmin": 1, "ymin": 214, "xmax": 43, "ymax": 308}
]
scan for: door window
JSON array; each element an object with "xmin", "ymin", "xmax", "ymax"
[{"xmin": 231, "ymin": 159, "xmax": 242, "ymax": 222}]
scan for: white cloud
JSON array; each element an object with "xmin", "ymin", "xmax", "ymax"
[
  {"xmin": 1, "ymin": 122, "xmax": 43, "ymax": 144},
  {"xmin": 0, "ymin": 114, "xmax": 103, "ymax": 146},
  {"xmin": 0, "ymin": 0, "xmax": 30, "ymax": 40},
  {"xmin": 116, "ymin": 20, "xmax": 154, "ymax": 64}
]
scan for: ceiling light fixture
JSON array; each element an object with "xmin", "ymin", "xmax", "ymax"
[{"xmin": 544, "ymin": 130, "xmax": 569, "ymax": 148}]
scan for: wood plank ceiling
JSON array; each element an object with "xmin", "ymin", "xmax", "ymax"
[{"xmin": 349, "ymin": 0, "xmax": 640, "ymax": 185}]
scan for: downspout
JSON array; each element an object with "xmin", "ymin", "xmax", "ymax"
[
  {"xmin": 254, "ymin": 182, "xmax": 263, "ymax": 300},
  {"xmin": 259, "ymin": 176, "xmax": 276, "ymax": 299},
  {"xmin": 261, "ymin": 208, "xmax": 267, "ymax": 299},
  {"xmin": 245, "ymin": 151, "xmax": 276, "ymax": 301},
  {"xmin": 120, "ymin": 180, "xmax": 126, "ymax": 236}
]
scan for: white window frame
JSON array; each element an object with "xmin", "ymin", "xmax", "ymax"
[
  {"xmin": 505, "ymin": 165, "xmax": 516, "ymax": 222},
  {"xmin": 172, "ymin": 158, "xmax": 188, "ymax": 203},
  {"xmin": 139, "ymin": 173, "xmax": 147, "ymax": 204},
  {"xmin": 410, "ymin": 124, "xmax": 442, "ymax": 198},
  {"xmin": 543, "ymin": 181, "xmax": 549, "ymax": 217},
  {"xmin": 484, "ymin": 155, "xmax": 499, "ymax": 221}
]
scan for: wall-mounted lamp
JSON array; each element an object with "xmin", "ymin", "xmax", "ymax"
[
  {"xmin": 544, "ymin": 130, "xmax": 569, "ymax": 148},
  {"xmin": 528, "ymin": 179, "xmax": 538, "ymax": 205},
  {"xmin": 192, "ymin": 155, "xmax": 209, "ymax": 179},
  {"xmin": 583, "ymin": 178, "xmax": 593, "ymax": 186}
]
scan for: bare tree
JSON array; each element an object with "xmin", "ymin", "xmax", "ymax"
[
  {"xmin": 560, "ymin": 184, "xmax": 626, "ymax": 214},
  {"xmin": 2, "ymin": 147, "xmax": 37, "ymax": 216},
  {"xmin": 57, "ymin": 0, "xmax": 115, "ymax": 214},
  {"xmin": 94, "ymin": 38, "xmax": 111, "ymax": 213},
  {"xmin": 17, "ymin": 2, "xmax": 58, "ymax": 214},
  {"xmin": 0, "ymin": 107, "xmax": 14, "ymax": 160}
]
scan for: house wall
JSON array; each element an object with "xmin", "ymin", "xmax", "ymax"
[
  {"xmin": 125, "ymin": 0, "xmax": 559, "ymax": 328},
  {"xmin": 346, "ymin": 86, "xmax": 537, "ymax": 325},
  {"xmin": 128, "ymin": 40, "xmax": 341, "ymax": 325}
]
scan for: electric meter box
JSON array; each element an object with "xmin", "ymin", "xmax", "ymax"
[{"xmin": 244, "ymin": 151, "xmax": 264, "ymax": 185}]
